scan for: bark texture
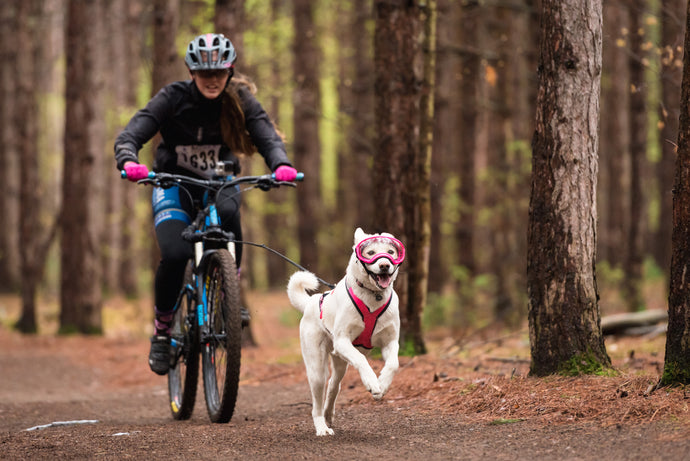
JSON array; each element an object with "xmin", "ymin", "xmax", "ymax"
[
  {"xmin": 662, "ymin": 0, "xmax": 690, "ymax": 386},
  {"xmin": 528, "ymin": 0, "xmax": 610, "ymax": 376}
]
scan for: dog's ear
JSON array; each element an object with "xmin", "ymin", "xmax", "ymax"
[{"xmin": 354, "ymin": 227, "xmax": 366, "ymax": 245}]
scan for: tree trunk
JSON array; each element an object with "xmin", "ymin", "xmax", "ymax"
[
  {"xmin": 60, "ymin": 0, "xmax": 105, "ymax": 334},
  {"xmin": 486, "ymin": 3, "xmax": 513, "ymax": 323},
  {"xmin": 265, "ymin": 0, "xmax": 289, "ymax": 288},
  {"xmin": 624, "ymin": 0, "xmax": 647, "ymax": 312},
  {"xmin": 15, "ymin": 0, "xmax": 40, "ymax": 333},
  {"xmin": 662, "ymin": 0, "xmax": 690, "ymax": 386},
  {"xmin": 338, "ymin": 0, "xmax": 375, "ymax": 232},
  {"xmin": 215, "ymin": 0, "xmax": 244, "ymax": 59},
  {"xmin": 528, "ymin": 0, "xmax": 610, "ymax": 376},
  {"xmin": 656, "ymin": 0, "xmax": 685, "ymax": 280},
  {"xmin": 600, "ymin": 0, "xmax": 629, "ymax": 267},
  {"xmin": 152, "ymin": 0, "xmax": 181, "ymax": 94},
  {"xmin": 0, "ymin": 1, "xmax": 21, "ymax": 292},
  {"xmin": 104, "ymin": 0, "xmax": 130, "ymax": 294},
  {"xmin": 428, "ymin": 0, "xmax": 456, "ymax": 293},
  {"xmin": 456, "ymin": 1, "xmax": 480, "ymax": 276},
  {"xmin": 293, "ymin": 0, "xmax": 321, "ymax": 274},
  {"xmin": 406, "ymin": 0, "xmax": 435, "ymax": 355},
  {"xmin": 146, "ymin": 0, "xmax": 180, "ymax": 300},
  {"xmin": 501, "ymin": 0, "xmax": 534, "ymax": 325},
  {"xmin": 118, "ymin": 0, "xmax": 146, "ymax": 297},
  {"xmin": 373, "ymin": 0, "xmax": 423, "ymax": 353}
]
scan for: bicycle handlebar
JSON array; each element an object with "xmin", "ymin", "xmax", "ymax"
[{"xmin": 120, "ymin": 170, "xmax": 304, "ymax": 190}]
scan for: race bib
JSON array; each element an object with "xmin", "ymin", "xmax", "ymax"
[{"xmin": 175, "ymin": 144, "xmax": 221, "ymax": 178}]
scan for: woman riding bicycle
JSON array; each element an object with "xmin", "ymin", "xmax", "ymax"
[{"xmin": 114, "ymin": 33, "xmax": 298, "ymax": 375}]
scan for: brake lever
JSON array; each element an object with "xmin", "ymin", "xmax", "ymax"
[
  {"xmin": 256, "ymin": 177, "xmax": 275, "ymax": 191},
  {"xmin": 154, "ymin": 178, "xmax": 178, "ymax": 189}
]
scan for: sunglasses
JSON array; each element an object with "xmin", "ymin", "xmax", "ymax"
[
  {"xmin": 355, "ymin": 236, "xmax": 406, "ymax": 265},
  {"xmin": 194, "ymin": 68, "xmax": 231, "ymax": 79}
]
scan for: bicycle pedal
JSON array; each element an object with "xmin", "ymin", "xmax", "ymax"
[{"xmin": 240, "ymin": 307, "xmax": 250, "ymax": 327}]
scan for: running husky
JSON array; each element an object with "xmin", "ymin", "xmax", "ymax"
[{"xmin": 287, "ymin": 228, "xmax": 405, "ymax": 436}]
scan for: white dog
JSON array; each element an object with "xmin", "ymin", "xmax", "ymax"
[{"xmin": 287, "ymin": 227, "xmax": 405, "ymax": 436}]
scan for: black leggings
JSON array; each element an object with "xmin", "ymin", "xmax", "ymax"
[{"xmin": 153, "ymin": 185, "xmax": 242, "ymax": 314}]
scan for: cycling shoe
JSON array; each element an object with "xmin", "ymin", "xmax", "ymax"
[{"xmin": 148, "ymin": 335, "xmax": 171, "ymax": 375}]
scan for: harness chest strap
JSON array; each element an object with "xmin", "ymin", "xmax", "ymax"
[{"xmin": 346, "ymin": 284, "xmax": 392, "ymax": 349}]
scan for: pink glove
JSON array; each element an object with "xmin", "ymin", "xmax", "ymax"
[
  {"xmin": 124, "ymin": 163, "xmax": 149, "ymax": 181},
  {"xmin": 274, "ymin": 165, "xmax": 297, "ymax": 181}
]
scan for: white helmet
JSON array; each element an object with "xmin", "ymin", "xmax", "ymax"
[{"xmin": 185, "ymin": 33, "xmax": 236, "ymax": 70}]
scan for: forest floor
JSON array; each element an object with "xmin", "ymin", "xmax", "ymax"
[{"xmin": 0, "ymin": 290, "xmax": 689, "ymax": 460}]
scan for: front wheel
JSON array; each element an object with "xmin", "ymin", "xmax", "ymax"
[
  {"xmin": 168, "ymin": 261, "xmax": 199, "ymax": 420},
  {"xmin": 201, "ymin": 249, "xmax": 242, "ymax": 423}
]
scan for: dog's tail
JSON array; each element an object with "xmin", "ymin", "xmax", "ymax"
[{"xmin": 287, "ymin": 271, "xmax": 320, "ymax": 313}]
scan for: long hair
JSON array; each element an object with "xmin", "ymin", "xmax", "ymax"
[{"xmin": 220, "ymin": 71, "xmax": 284, "ymax": 156}]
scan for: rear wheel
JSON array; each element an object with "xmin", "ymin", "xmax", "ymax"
[
  {"xmin": 201, "ymin": 249, "xmax": 242, "ymax": 423},
  {"xmin": 168, "ymin": 261, "xmax": 199, "ymax": 420}
]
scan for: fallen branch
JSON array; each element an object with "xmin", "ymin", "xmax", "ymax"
[{"xmin": 601, "ymin": 310, "xmax": 667, "ymax": 336}]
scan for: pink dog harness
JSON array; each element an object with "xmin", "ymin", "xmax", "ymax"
[
  {"xmin": 319, "ymin": 285, "xmax": 391, "ymax": 349},
  {"xmin": 346, "ymin": 284, "xmax": 391, "ymax": 349}
]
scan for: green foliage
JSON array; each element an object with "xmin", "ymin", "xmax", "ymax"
[
  {"xmin": 320, "ymin": 74, "xmax": 339, "ymax": 207},
  {"xmin": 596, "ymin": 261, "xmax": 625, "ymax": 287},
  {"xmin": 643, "ymin": 256, "xmax": 664, "ymax": 280},
  {"xmin": 58, "ymin": 324, "xmax": 103, "ymax": 335},
  {"xmin": 316, "ymin": 2, "xmax": 342, "ymax": 209},
  {"xmin": 244, "ymin": 0, "xmax": 295, "ymax": 147},
  {"xmin": 278, "ymin": 308, "xmax": 302, "ymax": 328},
  {"xmin": 368, "ymin": 347, "xmax": 383, "ymax": 359},
  {"xmin": 489, "ymin": 418, "xmax": 524, "ymax": 425},
  {"xmin": 506, "ymin": 139, "xmax": 532, "ymax": 176},
  {"xmin": 136, "ymin": 68, "xmax": 152, "ymax": 107},
  {"xmin": 440, "ymin": 175, "xmax": 461, "ymax": 227},
  {"xmin": 558, "ymin": 351, "xmax": 616, "ymax": 377},
  {"xmin": 646, "ymin": 186, "xmax": 660, "ymax": 233},
  {"xmin": 644, "ymin": 2, "xmax": 661, "ymax": 166},
  {"xmin": 423, "ymin": 292, "xmax": 450, "ymax": 328},
  {"xmin": 422, "ymin": 266, "xmax": 496, "ymax": 330},
  {"xmin": 190, "ymin": 0, "xmax": 215, "ymax": 33},
  {"xmin": 423, "ymin": 266, "xmax": 498, "ymax": 332},
  {"xmin": 399, "ymin": 337, "xmax": 419, "ymax": 357}
]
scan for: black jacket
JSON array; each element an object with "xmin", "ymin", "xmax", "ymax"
[{"xmin": 114, "ymin": 80, "xmax": 290, "ymax": 176}]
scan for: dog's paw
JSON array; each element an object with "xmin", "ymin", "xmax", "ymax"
[
  {"xmin": 367, "ymin": 382, "xmax": 383, "ymax": 400},
  {"xmin": 316, "ymin": 427, "xmax": 335, "ymax": 436},
  {"xmin": 314, "ymin": 417, "xmax": 334, "ymax": 436},
  {"xmin": 372, "ymin": 386, "xmax": 389, "ymax": 401},
  {"xmin": 378, "ymin": 376, "xmax": 393, "ymax": 396}
]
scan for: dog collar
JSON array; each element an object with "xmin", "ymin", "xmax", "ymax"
[
  {"xmin": 357, "ymin": 264, "xmax": 399, "ymax": 299},
  {"xmin": 346, "ymin": 282, "xmax": 392, "ymax": 349}
]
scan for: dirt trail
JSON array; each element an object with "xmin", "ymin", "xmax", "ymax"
[{"xmin": 1, "ymin": 292, "xmax": 689, "ymax": 460}]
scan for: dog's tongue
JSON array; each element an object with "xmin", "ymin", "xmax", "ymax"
[{"xmin": 376, "ymin": 274, "xmax": 391, "ymax": 289}]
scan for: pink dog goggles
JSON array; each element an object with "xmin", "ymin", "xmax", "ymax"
[{"xmin": 355, "ymin": 236, "xmax": 406, "ymax": 265}]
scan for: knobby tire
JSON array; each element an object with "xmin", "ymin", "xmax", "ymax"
[
  {"xmin": 168, "ymin": 261, "xmax": 200, "ymax": 420},
  {"xmin": 201, "ymin": 249, "xmax": 242, "ymax": 423}
]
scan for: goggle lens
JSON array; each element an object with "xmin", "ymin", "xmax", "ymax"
[{"xmin": 355, "ymin": 236, "xmax": 405, "ymax": 265}]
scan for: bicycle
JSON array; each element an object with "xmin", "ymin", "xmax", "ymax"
[{"xmin": 121, "ymin": 162, "xmax": 302, "ymax": 423}]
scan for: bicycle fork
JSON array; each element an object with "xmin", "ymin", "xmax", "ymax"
[{"xmin": 195, "ymin": 204, "xmax": 235, "ymax": 345}]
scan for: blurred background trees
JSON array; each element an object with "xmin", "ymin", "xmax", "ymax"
[{"xmin": 0, "ymin": 0, "xmax": 684, "ymax": 344}]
